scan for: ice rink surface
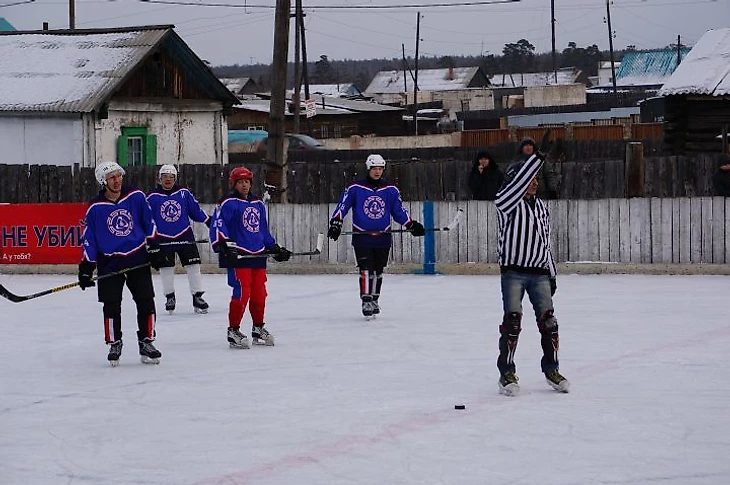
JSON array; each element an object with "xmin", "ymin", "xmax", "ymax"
[{"xmin": 1, "ymin": 272, "xmax": 729, "ymax": 485}]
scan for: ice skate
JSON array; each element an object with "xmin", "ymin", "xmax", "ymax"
[
  {"xmin": 192, "ymin": 291, "xmax": 209, "ymax": 314},
  {"xmin": 371, "ymin": 297, "xmax": 380, "ymax": 316},
  {"xmin": 252, "ymin": 325, "xmax": 275, "ymax": 346},
  {"xmin": 545, "ymin": 369, "xmax": 570, "ymax": 393},
  {"xmin": 165, "ymin": 293, "xmax": 176, "ymax": 314},
  {"xmin": 361, "ymin": 295, "xmax": 375, "ymax": 319},
  {"xmin": 227, "ymin": 327, "xmax": 250, "ymax": 349},
  {"xmin": 107, "ymin": 340, "xmax": 123, "ymax": 367},
  {"xmin": 138, "ymin": 338, "xmax": 161, "ymax": 364},
  {"xmin": 498, "ymin": 371, "xmax": 520, "ymax": 396}
]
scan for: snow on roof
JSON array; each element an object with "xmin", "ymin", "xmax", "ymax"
[
  {"xmin": 365, "ymin": 67, "xmax": 482, "ymax": 94},
  {"xmin": 0, "ymin": 27, "xmax": 169, "ymax": 113},
  {"xmin": 659, "ymin": 28, "xmax": 730, "ymax": 96},
  {"xmin": 219, "ymin": 77, "xmax": 252, "ymax": 94},
  {"xmin": 488, "ymin": 68, "xmax": 580, "ymax": 88}
]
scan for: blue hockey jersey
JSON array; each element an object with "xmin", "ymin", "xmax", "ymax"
[
  {"xmin": 330, "ymin": 176, "xmax": 412, "ymax": 248},
  {"xmin": 81, "ymin": 186, "xmax": 157, "ymax": 275},
  {"xmin": 147, "ymin": 185, "xmax": 209, "ymax": 249},
  {"xmin": 210, "ymin": 191, "xmax": 276, "ymax": 268}
]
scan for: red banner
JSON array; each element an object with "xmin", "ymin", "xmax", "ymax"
[{"xmin": 0, "ymin": 203, "xmax": 87, "ymax": 264}]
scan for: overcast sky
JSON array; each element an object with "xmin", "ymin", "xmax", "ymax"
[{"xmin": 1, "ymin": 0, "xmax": 727, "ymax": 66}]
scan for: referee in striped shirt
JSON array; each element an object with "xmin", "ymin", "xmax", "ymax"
[{"xmin": 494, "ymin": 153, "xmax": 569, "ymax": 396}]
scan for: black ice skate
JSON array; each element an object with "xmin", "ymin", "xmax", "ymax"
[
  {"xmin": 371, "ymin": 297, "xmax": 380, "ymax": 315},
  {"xmin": 227, "ymin": 327, "xmax": 249, "ymax": 349},
  {"xmin": 138, "ymin": 338, "xmax": 161, "ymax": 364},
  {"xmin": 107, "ymin": 340, "xmax": 123, "ymax": 367},
  {"xmin": 252, "ymin": 325, "xmax": 275, "ymax": 346},
  {"xmin": 545, "ymin": 369, "xmax": 570, "ymax": 393},
  {"xmin": 165, "ymin": 293, "xmax": 176, "ymax": 314},
  {"xmin": 192, "ymin": 291, "xmax": 209, "ymax": 314},
  {"xmin": 498, "ymin": 371, "xmax": 520, "ymax": 396},
  {"xmin": 361, "ymin": 295, "xmax": 375, "ymax": 318}
]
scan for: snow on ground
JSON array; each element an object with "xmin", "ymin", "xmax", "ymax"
[{"xmin": 1, "ymin": 272, "xmax": 729, "ymax": 485}]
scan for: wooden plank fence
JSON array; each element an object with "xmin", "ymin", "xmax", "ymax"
[{"xmin": 194, "ymin": 197, "xmax": 730, "ymax": 266}]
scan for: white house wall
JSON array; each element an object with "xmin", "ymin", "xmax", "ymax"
[
  {"xmin": 0, "ymin": 116, "xmax": 82, "ymax": 165},
  {"xmin": 524, "ymin": 84, "xmax": 586, "ymax": 108},
  {"xmin": 97, "ymin": 101, "xmax": 227, "ymax": 166}
]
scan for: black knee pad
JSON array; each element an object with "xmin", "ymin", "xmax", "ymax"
[
  {"xmin": 538, "ymin": 309, "xmax": 558, "ymax": 333},
  {"xmin": 500, "ymin": 312, "xmax": 522, "ymax": 336},
  {"xmin": 134, "ymin": 297, "xmax": 156, "ymax": 316},
  {"xmin": 102, "ymin": 301, "xmax": 122, "ymax": 320}
]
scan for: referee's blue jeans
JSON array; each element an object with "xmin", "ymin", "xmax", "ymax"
[{"xmin": 500, "ymin": 270, "xmax": 553, "ymax": 321}]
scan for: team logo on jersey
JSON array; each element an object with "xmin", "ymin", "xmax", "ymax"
[
  {"xmin": 107, "ymin": 209, "xmax": 133, "ymax": 237},
  {"xmin": 242, "ymin": 206, "xmax": 261, "ymax": 233},
  {"xmin": 159, "ymin": 200, "xmax": 182, "ymax": 223},
  {"xmin": 363, "ymin": 195, "xmax": 386, "ymax": 220}
]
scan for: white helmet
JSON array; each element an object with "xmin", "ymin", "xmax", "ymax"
[
  {"xmin": 158, "ymin": 164, "xmax": 178, "ymax": 179},
  {"xmin": 365, "ymin": 154, "xmax": 386, "ymax": 169},
  {"xmin": 95, "ymin": 161, "xmax": 125, "ymax": 186}
]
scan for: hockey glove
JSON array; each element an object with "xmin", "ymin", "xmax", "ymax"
[
  {"xmin": 218, "ymin": 240, "xmax": 240, "ymax": 265},
  {"xmin": 550, "ymin": 277, "xmax": 557, "ymax": 296},
  {"xmin": 270, "ymin": 244, "xmax": 292, "ymax": 262},
  {"xmin": 406, "ymin": 220, "xmax": 426, "ymax": 237},
  {"xmin": 328, "ymin": 219, "xmax": 342, "ymax": 241},
  {"xmin": 78, "ymin": 260, "xmax": 96, "ymax": 290},
  {"xmin": 146, "ymin": 243, "xmax": 166, "ymax": 271}
]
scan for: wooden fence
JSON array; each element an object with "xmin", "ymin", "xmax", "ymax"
[
  {"xmin": 0, "ymin": 151, "xmax": 723, "ymax": 204},
  {"xmin": 192, "ymin": 197, "xmax": 730, "ymax": 266}
]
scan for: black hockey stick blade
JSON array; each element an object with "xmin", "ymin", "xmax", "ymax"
[
  {"xmin": 538, "ymin": 128, "xmax": 553, "ymax": 154},
  {"xmin": 0, "ymin": 262, "xmax": 150, "ymax": 303},
  {"xmin": 159, "ymin": 238, "xmax": 209, "ymax": 246}
]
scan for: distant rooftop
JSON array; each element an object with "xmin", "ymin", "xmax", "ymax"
[
  {"xmin": 615, "ymin": 48, "xmax": 690, "ymax": 87},
  {"xmin": 489, "ymin": 68, "xmax": 582, "ymax": 88},
  {"xmin": 365, "ymin": 66, "xmax": 485, "ymax": 94},
  {"xmin": 0, "ymin": 18, "xmax": 15, "ymax": 32},
  {"xmin": 659, "ymin": 28, "xmax": 730, "ymax": 96}
]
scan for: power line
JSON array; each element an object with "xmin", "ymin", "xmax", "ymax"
[
  {"xmin": 138, "ymin": 0, "xmax": 521, "ymax": 9},
  {"xmin": 0, "ymin": 0, "xmax": 35, "ymax": 7}
]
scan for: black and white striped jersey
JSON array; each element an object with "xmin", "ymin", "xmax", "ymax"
[{"xmin": 495, "ymin": 155, "xmax": 557, "ymax": 277}]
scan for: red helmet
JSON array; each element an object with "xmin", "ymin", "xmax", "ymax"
[{"xmin": 229, "ymin": 167, "xmax": 253, "ymax": 186}]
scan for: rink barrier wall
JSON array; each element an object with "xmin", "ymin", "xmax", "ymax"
[{"xmin": 1, "ymin": 198, "xmax": 729, "ymax": 274}]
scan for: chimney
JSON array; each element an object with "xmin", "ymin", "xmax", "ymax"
[
  {"xmin": 42, "ymin": 22, "xmax": 49, "ymax": 31},
  {"xmin": 447, "ymin": 66, "xmax": 454, "ymax": 80}
]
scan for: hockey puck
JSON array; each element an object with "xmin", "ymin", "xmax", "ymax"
[{"xmin": 454, "ymin": 404, "xmax": 466, "ymax": 410}]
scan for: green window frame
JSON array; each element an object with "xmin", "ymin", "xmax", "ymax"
[{"xmin": 117, "ymin": 126, "xmax": 157, "ymax": 167}]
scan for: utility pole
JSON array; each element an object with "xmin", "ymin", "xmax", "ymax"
[
  {"xmin": 551, "ymin": 0, "xmax": 557, "ymax": 83},
  {"xmin": 606, "ymin": 0, "xmax": 617, "ymax": 95},
  {"xmin": 414, "ymin": 11, "xmax": 420, "ymax": 136},
  {"xmin": 69, "ymin": 0, "xmax": 75, "ymax": 29},
  {"xmin": 268, "ymin": 0, "xmax": 291, "ymax": 203},
  {"xmin": 292, "ymin": 0, "xmax": 302, "ymax": 134},
  {"xmin": 676, "ymin": 34, "xmax": 682, "ymax": 67},
  {"xmin": 298, "ymin": 10, "xmax": 313, "ymax": 136},
  {"xmin": 402, "ymin": 44, "xmax": 409, "ymax": 93}
]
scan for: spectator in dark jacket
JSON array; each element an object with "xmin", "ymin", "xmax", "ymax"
[
  {"xmin": 468, "ymin": 150, "xmax": 504, "ymax": 201},
  {"xmin": 712, "ymin": 156, "xmax": 730, "ymax": 197},
  {"xmin": 515, "ymin": 137, "xmax": 560, "ymax": 199}
]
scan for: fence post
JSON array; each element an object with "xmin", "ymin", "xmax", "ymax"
[
  {"xmin": 422, "ymin": 200, "xmax": 436, "ymax": 275},
  {"xmin": 625, "ymin": 142, "xmax": 645, "ymax": 197}
]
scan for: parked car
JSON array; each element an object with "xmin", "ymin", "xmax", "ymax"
[{"xmin": 257, "ymin": 133, "xmax": 331, "ymax": 152}]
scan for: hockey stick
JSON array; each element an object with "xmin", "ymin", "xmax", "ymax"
[
  {"xmin": 235, "ymin": 233, "xmax": 325, "ymax": 259},
  {"xmin": 159, "ymin": 239, "xmax": 209, "ymax": 246},
  {"xmin": 0, "ymin": 262, "xmax": 151, "ymax": 304},
  {"xmin": 339, "ymin": 209, "xmax": 464, "ymax": 236},
  {"xmin": 538, "ymin": 128, "xmax": 553, "ymax": 155}
]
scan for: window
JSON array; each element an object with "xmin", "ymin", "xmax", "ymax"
[{"xmin": 117, "ymin": 126, "xmax": 157, "ymax": 167}]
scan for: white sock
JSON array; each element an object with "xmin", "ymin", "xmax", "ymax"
[
  {"xmin": 160, "ymin": 267, "xmax": 175, "ymax": 296},
  {"xmin": 186, "ymin": 264, "xmax": 204, "ymax": 294}
]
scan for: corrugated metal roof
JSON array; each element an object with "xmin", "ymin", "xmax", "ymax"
[
  {"xmin": 615, "ymin": 48, "xmax": 689, "ymax": 87},
  {"xmin": 0, "ymin": 18, "xmax": 16, "ymax": 32},
  {"xmin": 0, "ymin": 27, "xmax": 169, "ymax": 113},
  {"xmin": 659, "ymin": 28, "xmax": 730, "ymax": 96},
  {"xmin": 365, "ymin": 66, "xmax": 481, "ymax": 94}
]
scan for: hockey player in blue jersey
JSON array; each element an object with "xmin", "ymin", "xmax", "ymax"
[
  {"xmin": 147, "ymin": 164, "xmax": 211, "ymax": 314},
  {"xmin": 327, "ymin": 154, "xmax": 425, "ymax": 317},
  {"xmin": 78, "ymin": 161, "xmax": 167, "ymax": 366},
  {"xmin": 210, "ymin": 166, "xmax": 292, "ymax": 349}
]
